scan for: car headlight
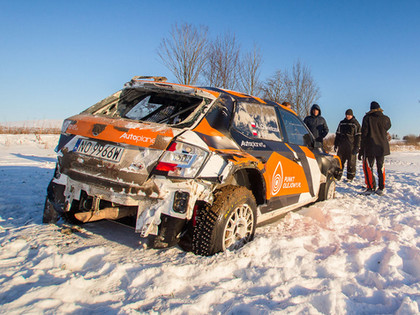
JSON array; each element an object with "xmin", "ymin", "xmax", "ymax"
[{"xmin": 155, "ymin": 142, "xmax": 208, "ymax": 178}]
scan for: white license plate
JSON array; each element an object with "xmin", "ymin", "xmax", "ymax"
[{"xmin": 74, "ymin": 139, "xmax": 124, "ymax": 162}]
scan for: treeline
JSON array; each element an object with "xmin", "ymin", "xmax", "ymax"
[
  {"xmin": 402, "ymin": 135, "xmax": 420, "ymax": 144},
  {"xmin": 157, "ymin": 23, "xmax": 320, "ymax": 118},
  {"xmin": 323, "ymin": 134, "xmax": 420, "ymax": 153},
  {"xmin": 0, "ymin": 125, "xmax": 60, "ymax": 134}
]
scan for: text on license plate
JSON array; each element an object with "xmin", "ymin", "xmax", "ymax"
[{"xmin": 74, "ymin": 139, "xmax": 124, "ymax": 162}]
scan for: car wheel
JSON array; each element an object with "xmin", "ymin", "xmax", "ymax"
[
  {"xmin": 192, "ymin": 185, "xmax": 257, "ymax": 256},
  {"xmin": 42, "ymin": 197, "xmax": 59, "ymax": 224},
  {"xmin": 318, "ymin": 173, "xmax": 336, "ymax": 201}
]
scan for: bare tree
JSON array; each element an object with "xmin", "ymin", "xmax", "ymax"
[
  {"xmin": 284, "ymin": 61, "xmax": 320, "ymax": 117},
  {"xmin": 239, "ymin": 45, "xmax": 262, "ymax": 95},
  {"xmin": 157, "ymin": 23, "xmax": 208, "ymax": 85},
  {"xmin": 260, "ymin": 70, "xmax": 288, "ymax": 103},
  {"xmin": 203, "ymin": 32, "xmax": 240, "ymax": 90}
]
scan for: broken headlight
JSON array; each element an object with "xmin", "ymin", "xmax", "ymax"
[{"xmin": 155, "ymin": 141, "xmax": 208, "ymax": 178}]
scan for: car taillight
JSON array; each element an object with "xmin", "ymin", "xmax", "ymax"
[
  {"xmin": 61, "ymin": 119, "xmax": 77, "ymax": 134},
  {"xmin": 155, "ymin": 141, "xmax": 208, "ymax": 178}
]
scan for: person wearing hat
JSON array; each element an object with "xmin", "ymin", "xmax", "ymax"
[
  {"xmin": 334, "ymin": 109, "xmax": 361, "ymax": 181},
  {"xmin": 304, "ymin": 104, "xmax": 329, "ymax": 147},
  {"xmin": 282, "ymin": 101, "xmax": 292, "ymax": 109},
  {"xmin": 359, "ymin": 101, "xmax": 392, "ymax": 195}
]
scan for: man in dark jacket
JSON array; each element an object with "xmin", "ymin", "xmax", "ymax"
[
  {"xmin": 359, "ymin": 101, "xmax": 391, "ymax": 195},
  {"xmin": 304, "ymin": 104, "xmax": 329, "ymax": 146},
  {"xmin": 334, "ymin": 109, "xmax": 361, "ymax": 181}
]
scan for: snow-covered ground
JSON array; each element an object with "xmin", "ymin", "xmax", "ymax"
[{"xmin": 1, "ymin": 134, "xmax": 420, "ymax": 314}]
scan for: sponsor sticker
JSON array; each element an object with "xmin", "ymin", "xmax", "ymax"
[
  {"xmin": 119, "ymin": 132, "xmax": 155, "ymax": 145},
  {"xmin": 241, "ymin": 140, "xmax": 266, "ymax": 149},
  {"xmin": 271, "ymin": 162, "xmax": 283, "ymax": 195},
  {"xmin": 251, "ymin": 123, "xmax": 258, "ymax": 136}
]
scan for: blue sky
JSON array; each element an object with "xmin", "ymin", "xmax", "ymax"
[{"xmin": 1, "ymin": 0, "xmax": 419, "ymax": 137}]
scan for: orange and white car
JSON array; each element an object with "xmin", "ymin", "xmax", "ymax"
[{"xmin": 43, "ymin": 76, "xmax": 341, "ymax": 255}]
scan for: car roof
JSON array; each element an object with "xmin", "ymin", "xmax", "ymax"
[{"xmin": 126, "ymin": 77, "xmax": 296, "ymax": 114}]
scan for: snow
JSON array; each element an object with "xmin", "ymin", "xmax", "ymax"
[{"xmin": 1, "ymin": 134, "xmax": 420, "ymax": 314}]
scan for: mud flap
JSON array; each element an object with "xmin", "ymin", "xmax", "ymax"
[
  {"xmin": 135, "ymin": 204, "xmax": 161, "ymax": 237},
  {"xmin": 152, "ymin": 214, "xmax": 187, "ymax": 248},
  {"xmin": 42, "ymin": 197, "xmax": 60, "ymax": 224}
]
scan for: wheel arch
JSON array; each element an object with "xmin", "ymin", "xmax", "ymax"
[{"xmin": 232, "ymin": 168, "xmax": 266, "ymax": 206}]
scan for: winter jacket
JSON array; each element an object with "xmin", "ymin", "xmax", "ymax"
[
  {"xmin": 303, "ymin": 104, "xmax": 329, "ymax": 143},
  {"xmin": 334, "ymin": 116, "xmax": 361, "ymax": 155},
  {"xmin": 360, "ymin": 109, "xmax": 391, "ymax": 157}
]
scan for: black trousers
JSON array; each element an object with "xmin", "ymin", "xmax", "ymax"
[
  {"xmin": 362, "ymin": 155, "xmax": 385, "ymax": 190},
  {"xmin": 337, "ymin": 151, "xmax": 357, "ymax": 180}
]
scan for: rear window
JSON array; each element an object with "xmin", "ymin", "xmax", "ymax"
[{"xmin": 83, "ymin": 88, "xmax": 208, "ymax": 127}]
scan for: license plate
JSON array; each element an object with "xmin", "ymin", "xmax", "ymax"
[{"xmin": 73, "ymin": 139, "xmax": 124, "ymax": 162}]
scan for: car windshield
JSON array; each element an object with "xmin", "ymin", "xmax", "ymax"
[{"xmin": 83, "ymin": 88, "xmax": 208, "ymax": 127}]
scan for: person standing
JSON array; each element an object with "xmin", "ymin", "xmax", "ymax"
[
  {"xmin": 304, "ymin": 104, "xmax": 329, "ymax": 146},
  {"xmin": 282, "ymin": 101, "xmax": 292, "ymax": 109},
  {"xmin": 359, "ymin": 101, "xmax": 391, "ymax": 195},
  {"xmin": 334, "ymin": 109, "xmax": 361, "ymax": 181}
]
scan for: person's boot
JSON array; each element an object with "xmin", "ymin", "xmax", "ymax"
[
  {"xmin": 360, "ymin": 188, "xmax": 375, "ymax": 195},
  {"xmin": 376, "ymin": 189, "xmax": 385, "ymax": 196}
]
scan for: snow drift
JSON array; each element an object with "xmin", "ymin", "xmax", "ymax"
[{"xmin": 1, "ymin": 134, "xmax": 420, "ymax": 314}]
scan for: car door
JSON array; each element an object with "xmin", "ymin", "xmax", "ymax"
[
  {"xmin": 276, "ymin": 108, "xmax": 322, "ymax": 205},
  {"xmin": 230, "ymin": 101, "xmax": 313, "ymax": 214}
]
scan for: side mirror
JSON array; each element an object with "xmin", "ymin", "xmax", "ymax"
[
  {"xmin": 303, "ymin": 133, "xmax": 314, "ymax": 148},
  {"xmin": 314, "ymin": 141, "xmax": 322, "ymax": 149}
]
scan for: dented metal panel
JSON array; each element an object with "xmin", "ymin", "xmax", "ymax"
[{"xmin": 44, "ymin": 77, "xmax": 341, "ymax": 254}]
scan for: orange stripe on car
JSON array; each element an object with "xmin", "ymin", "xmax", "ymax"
[
  {"xmin": 65, "ymin": 114, "xmax": 174, "ymax": 148},
  {"xmin": 193, "ymin": 118, "xmax": 225, "ymax": 138},
  {"xmin": 300, "ymin": 146, "xmax": 315, "ymax": 159}
]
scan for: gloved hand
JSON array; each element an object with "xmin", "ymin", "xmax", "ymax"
[{"xmin": 358, "ymin": 153, "xmax": 362, "ymax": 160}]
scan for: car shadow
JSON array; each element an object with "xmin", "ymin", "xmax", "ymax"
[
  {"xmin": 11, "ymin": 153, "xmax": 56, "ymax": 163},
  {"xmin": 79, "ymin": 219, "xmax": 148, "ymax": 249}
]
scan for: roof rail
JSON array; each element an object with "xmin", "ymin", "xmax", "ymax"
[{"xmin": 132, "ymin": 76, "xmax": 167, "ymax": 82}]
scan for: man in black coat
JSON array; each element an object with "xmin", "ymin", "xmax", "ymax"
[
  {"xmin": 304, "ymin": 104, "xmax": 329, "ymax": 146},
  {"xmin": 359, "ymin": 101, "xmax": 392, "ymax": 195},
  {"xmin": 334, "ymin": 109, "xmax": 361, "ymax": 181}
]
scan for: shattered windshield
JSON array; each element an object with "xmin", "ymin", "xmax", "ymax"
[{"xmin": 83, "ymin": 88, "xmax": 208, "ymax": 127}]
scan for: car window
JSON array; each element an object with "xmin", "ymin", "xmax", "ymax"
[
  {"xmin": 279, "ymin": 110, "xmax": 311, "ymax": 146},
  {"xmin": 125, "ymin": 95, "xmax": 161, "ymax": 120},
  {"xmin": 84, "ymin": 88, "xmax": 207, "ymax": 127},
  {"xmin": 233, "ymin": 102, "xmax": 283, "ymax": 141}
]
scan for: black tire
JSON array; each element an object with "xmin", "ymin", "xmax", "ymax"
[
  {"xmin": 318, "ymin": 173, "xmax": 336, "ymax": 201},
  {"xmin": 42, "ymin": 197, "xmax": 60, "ymax": 224},
  {"xmin": 192, "ymin": 186, "xmax": 257, "ymax": 256}
]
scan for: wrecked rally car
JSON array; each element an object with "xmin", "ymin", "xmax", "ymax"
[{"xmin": 43, "ymin": 76, "xmax": 341, "ymax": 256}]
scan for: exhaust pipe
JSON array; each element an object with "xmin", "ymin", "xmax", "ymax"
[{"xmin": 74, "ymin": 207, "xmax": 136, "ymax": 223}]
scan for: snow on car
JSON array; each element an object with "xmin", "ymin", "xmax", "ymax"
[{"xmin": 43, "ymin": 76, "xmax": 341, "ymax": 255}]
